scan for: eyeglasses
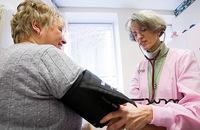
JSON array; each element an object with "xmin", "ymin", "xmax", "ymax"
[
  {"xmin": 130, "ymin": 27, "xmax": 148, "ymax": 38},
  {"xmin": 131, "ymin": 98, "xmax": 180, "ymax": 104}
]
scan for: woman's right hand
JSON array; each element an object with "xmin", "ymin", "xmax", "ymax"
[{"xmin": 101, "ymin": 103, "xmax": 154, "ymax": 130}]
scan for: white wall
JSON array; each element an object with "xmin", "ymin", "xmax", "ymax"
[
  {"xmin": 0, "ymin": 0, "xmax": 23, "ymax": 48},
  {"xmin": 0, "ymin": 0, "xmax": 23, "ymax": 9},
  {"xmin": 0, "ymin": 4, "xmax": 14, "ymax": 48},
  {"xmin": 59, "ymin": 7, "xmax": 174, "ymax": 98},
  {"xmin": 0, "ymin": 0, "xmax": 52, "ymax": 8},
  {"xmin": 167, "ymin": 23, "xmax": 200, "ymax": 65},
  {"xmin": 172, "ymin": 0, "xmax": 200, "ymax": 35}
]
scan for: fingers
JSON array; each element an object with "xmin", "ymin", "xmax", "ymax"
[
  {"xmin": 124, "ymin": 104, "xmax": 153, "ymax": 130},
  {"xmin": 100, "ymin": 105, "xmax": 126, "ymax": 124},
  {"xmin": 106, "ymin": 117, "xmax": 127, "ymax": 130},
  {"xmin": 118, "ymin": 125, "xmax": 126, "ymax": 130},
  {"xmin": 101, "ymin": 103, "xmax": 142, "ymax": 129},
  {"xmin": 106, "ymin": 117, "xmax": 121, "ymax": 126},
  {"xmin": 125, "ymin": 117, "xmax": 146, "ymax": 130},
  {"xmin": 100, "ymin": 111, "xmax": 120, "ymax": 124}
]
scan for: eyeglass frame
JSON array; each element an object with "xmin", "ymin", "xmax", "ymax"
[{"xmin": 129, "ymin": 27, "xmax": 148, "ymax": 39}]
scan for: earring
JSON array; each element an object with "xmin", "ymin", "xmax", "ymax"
[{"xmin": 37, "ymin": 32, "xmax": 42, "ymax": 37}]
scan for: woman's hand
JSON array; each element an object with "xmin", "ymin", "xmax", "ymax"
[{"xmin": 100, "ymin": 103, "xmax": 153, "ymax": 130}]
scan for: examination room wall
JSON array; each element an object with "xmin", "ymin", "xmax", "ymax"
[
  {"xmin": 1, "ymin": 0, "xmax": 200, "ymax": 130},
  {"xmin": 1, "ymin": 0, "xmax": 175, "ymax": 97},
  {"xmin": 172, "ymin": 0, "xmax": 200, "ymax": 35},
  {"xmin": 0, "ymin": 0, "xmax": 23, "ymax": 9},
  {"xmin": 2, "ymin": 0, "xmax": 200, "ymax": 97}
]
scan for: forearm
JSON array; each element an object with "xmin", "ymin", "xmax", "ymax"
[
  {"xmin": 141, "ymin": 124, "xmax": 166, "ymax": 130},
  {"xmin": 150, "ymin": 102, "xmax": 200, "ymax": 129}
]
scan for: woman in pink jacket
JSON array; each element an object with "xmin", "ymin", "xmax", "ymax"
[{"xmin": 100, "ymin": 10, "xmax": 200, "ymax": 130}]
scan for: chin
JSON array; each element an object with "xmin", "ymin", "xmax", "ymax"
[
  {"xmin": 53, "ymin": 45, "xmax": 61, "ymax": 50},
  {"xmin": 58, "ymin": 46, "xmax": 62, "ymax": 50},
  {"xmin": 141, "ymin": 45, "xmax": 150, "ymax": 51},
  {"xmin": 141, "ymin": 46, "xmax": 148, "ymax": 51}
]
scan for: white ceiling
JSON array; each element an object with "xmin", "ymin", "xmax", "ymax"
[{"xmin": 54, "ymin": 0, "xmax": 184, "ymax": 11}]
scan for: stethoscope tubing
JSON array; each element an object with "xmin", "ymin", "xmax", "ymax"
[
  {"xmin": 138, "ymin": 42, "xmax": 164, "ymax": 104},
  {"xmin": 136, "ymin": 32, "xmax": 166, "ymax": 104},
  {"xmin": 144, "ymin": 49, "xmax": 161, "ymax": 103}
]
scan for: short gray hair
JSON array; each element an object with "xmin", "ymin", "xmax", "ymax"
[{"xmin": 125, "ymin": 10, "xmax": 166, "ymax": 41}]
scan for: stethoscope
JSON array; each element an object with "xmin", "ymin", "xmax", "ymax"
[
  {"xmin": 131, "ymin": 32, "xmax": 182, "ymax": 104},
  {"xmin": 135, "ymin": 41, "xmax": 182, "ymax": 104},
  {"xmin": 143, "ymin": 45, "xmax": 162, "ymax": 104},
  {"xmin": 138, "ymin": 33, "xmax": 165, "ymax": 104}
]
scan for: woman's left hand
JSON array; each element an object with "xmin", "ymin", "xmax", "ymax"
[{"xmin": 100, "ymin": 103, "xmax": 153, "ymax": 130}]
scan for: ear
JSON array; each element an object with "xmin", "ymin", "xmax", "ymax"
[{"xmin": 32, "ymin": 20, "xmax": 41, "ymax": 35}]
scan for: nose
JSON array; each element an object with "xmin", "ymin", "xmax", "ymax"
[
  {"xmin": 62, "ymin": 38, "xmax": 67, "ymax": 44},
  {"xmin": 135, "ymin": 33, "xmax": 143, "ymax": 41}
]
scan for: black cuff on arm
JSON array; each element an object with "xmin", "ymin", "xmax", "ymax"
[{"xmin": 61, "ymin": 70, "xmax": 136, "ymax": 128}]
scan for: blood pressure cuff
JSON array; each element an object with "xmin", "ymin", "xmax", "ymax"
[{"xmin": 61, "ymin": 70, "xmax": 136, "ymax": 128}]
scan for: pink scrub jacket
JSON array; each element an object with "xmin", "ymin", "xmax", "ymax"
[{"xmin": 130, "ymin": 48, "xmax": 200, "ymax": 130}]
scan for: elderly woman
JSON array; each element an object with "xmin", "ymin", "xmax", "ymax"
[
  {"xmin": 100, "ymin": 10, "xmax": 200, "ymax": 130},
  {"xmin": 0, "ymin": 0, "xmax": 84, "ymax": 129},
  {"xmin": 0, "ymin": 0, "xmax": 133, "ymax": 129}
]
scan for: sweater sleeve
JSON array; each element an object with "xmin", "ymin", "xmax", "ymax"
[
  {"xmin": 150, "ymin": 50, "xmax": 200, "ymax": 130},
  {"xmin": 39, "ymin": 47, "xmax": 84, "ymax": 99}
]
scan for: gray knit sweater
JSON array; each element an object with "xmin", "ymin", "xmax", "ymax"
[{"xmin": 0, "ymin": 43, "xmax": 84, "ymax": 130}]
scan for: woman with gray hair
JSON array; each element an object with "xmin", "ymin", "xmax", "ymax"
[{"xmin": 100, "ymin": 10, "xmax": 200, "ymax": 130}]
